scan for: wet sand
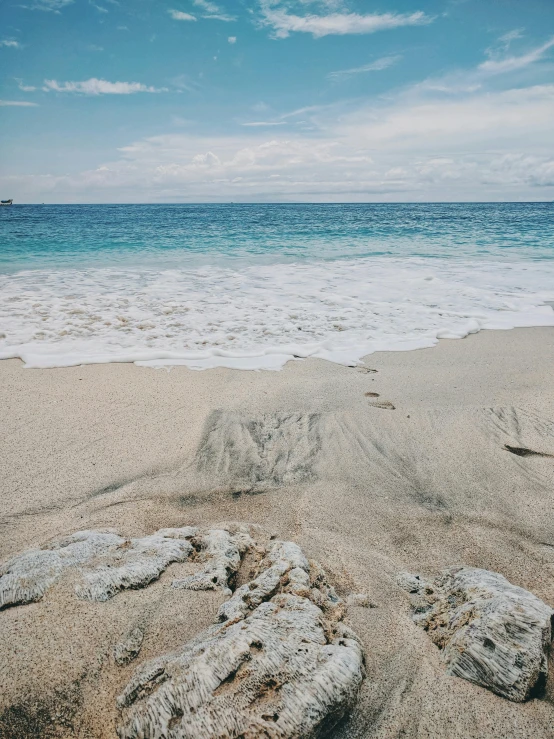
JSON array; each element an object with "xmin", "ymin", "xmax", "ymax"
[{"xmin": 1, "ymin": 327, "xmax": 554, "ymax": 737}]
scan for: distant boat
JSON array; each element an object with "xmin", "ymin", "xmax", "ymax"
[{"xmin": 1, "ymin": 199, "xmax": 13, "ymax": 206}]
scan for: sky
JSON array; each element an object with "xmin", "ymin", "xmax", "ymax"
[{"xmin": 1, "ymin": 0, "xmax": 554, "ymax": 203}]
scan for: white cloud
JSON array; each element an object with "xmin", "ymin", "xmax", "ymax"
[
  {"xmin": 498, "ymin": 29, "xmax": 524, "ymax": 48},
  {"xmin": 191, "ymin": 0, "xmax": 235, "ymax": 21},
  {"xmin": 0, "ymin": 40, "xmax": 20, "ymax": 48},
  {"xmin": 0, "ymin": 100, "xmax": 39, "ymax": 106},
  {"xmin": 479, "ymin": 36, "xmax": 554, "ymax": 75},
  {"xmin": 10, "ymin": 80, "xmax": 554, "ymax": 203},
  {"xmin": 43, "ymin": 78, "xmax": 166, "ymax": 94},
  {"xmin": 15, "ymin": 78, "xmax": 37, "ymax": 92},
  {"xmin": 228, "ymin": 36, "xmax": 237, "ymax": 43},
  {"xmin": 192, "ymin": 0, "xmax": 219, "ymax": 11},
  {"xmin": 168, "ymin": 9, "xmax": 196, "ymax": 21},
  {"xmin": 25, "ymin": 0, "xmax": 73, "ymax": 10},
  {"xmin": 90, "ymin": 1, "xmax": 108, "ymax": 12},
  {"xmin": 7, "ymin": 33, "xmax": 554, "ymax": 203},
  {"xmin": 328, "ymin": 55, "xmax": 401, "ymax": 80},
  {"xmin": 259, "ymin": 2, "xmax": 433, "ymax": 39},
  {"xmin": 336, "ymin": 84, "xmax": 554, "ymax": 150}
]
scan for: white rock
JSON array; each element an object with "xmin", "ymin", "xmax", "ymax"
[
  {"xmin": 0, "ymin": 530, "xmax": 124, "ymax": 609},
  {"xmin": 401, "ymin": 566, "xmax": 554, "ymax": 701},
  {"xmin": 117, "ymin": 539, "xmax": 365, "ymax": 738},
  {"xmin": 172, "ymin": 527, "xmax": 254, "ymax": 594},
  {"xmin": 0, "ymin": 528, "xmax": 197, "ymax": 607},
  {"xmin": 75, "ymin": 532, "xmax": 194, "ymax": 602}
]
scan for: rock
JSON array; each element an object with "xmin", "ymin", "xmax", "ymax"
[
  {"xmin": 396, "ymin": 572, "xmax": 424, "ymax": 595},
  {"xmin": 0, "ymin": 530, "xmax": 125, "ymax": 609},
  {"xmin": 217, "ymin": 540, "xmax": 312, "ymax": 622},
  {"xmin": 117, "ymin": 539, "xmax": 365, "ymax": 738},
  {"xmin": 172, "ymin": 527, "xmax": 254, "ymax": 594},
  {"xmin": 114, "ymin": 628, "xmax": 144, "ymax": 666},
  {"xmin": 399, "ymin": 566, "xmax": 554, "ymax": 701},
  {"xmin": 75, "ymin": 531, "xmax": 195, "ymax": 602},
  {"xmin": 0, "ymin": 526, "xmax": 250, "ymax": 608},
  {"xmin": 1, "ymin": 526, "xmax": 366, "ymax": 737}
]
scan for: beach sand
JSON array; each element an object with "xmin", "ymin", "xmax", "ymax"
[{"xmin": 1, "ymin": 327, "xmax": 553, "ymax": 738}]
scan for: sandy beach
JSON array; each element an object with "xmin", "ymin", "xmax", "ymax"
[{"xmin": 1, "ymin": 328, "xmax": 554, "ymax": 738}]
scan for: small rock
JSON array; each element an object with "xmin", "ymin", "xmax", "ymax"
[
  {"xmin": 172, "ymin": 527, "xmax": 254, "ymax": 594},
  {"xmin": 114, "ymin": 628, "xmax": 144, "ymax": 666}
]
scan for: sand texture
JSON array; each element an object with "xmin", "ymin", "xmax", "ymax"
[{"xmin": 1, "ymin": 327, "xmax": 554, "ymax": 738}]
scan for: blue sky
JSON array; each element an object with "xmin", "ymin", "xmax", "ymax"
[{"xmin": 1, "ymin": 0, "xmax": 554, "ymax": 202}]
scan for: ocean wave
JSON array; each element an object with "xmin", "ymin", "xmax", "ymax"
[{"xmin": 1, "ymin": 257, "xmax": 553, "ymax": 370}]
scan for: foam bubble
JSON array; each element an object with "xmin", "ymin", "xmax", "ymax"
[{"xmin": 0, "ymin": 258, "xmax": 553, "ymax": 370}]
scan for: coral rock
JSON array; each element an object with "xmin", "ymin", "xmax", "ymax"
[
  {"xmin": 117, "ymin": 539, "xmax": 365, "ymax": 738},
  {"xmin": 172, "ymin": 527, "xmax": 254, "ymax": 594},
  {"xmin": 0, "ymin": 528, "xmax": 196, "ymax": 608},
  {"xmin": 400, "ymin": 566, "xmax": 554, "ymax": 701},
  {"xmin": 114, "ymin": 628, "xmax": 145, "ymax": 666}
]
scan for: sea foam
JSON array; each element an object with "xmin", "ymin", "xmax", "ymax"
[{"xmin": 0, "ymin": 257, "xmax": 553, "ymax": 370}]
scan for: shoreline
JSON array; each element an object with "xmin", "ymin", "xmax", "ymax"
[{"xmin": 1, "ymin": 326, "xmax": 553, "ymax": 737}]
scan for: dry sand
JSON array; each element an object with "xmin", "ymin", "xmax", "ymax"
[{"xmin": 1, "ymin": 327, "xmax": 554, "ymax": 738}]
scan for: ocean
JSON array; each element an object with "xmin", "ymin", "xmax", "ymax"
[{"xmin": 1, "ymin": 203, "xmax": 554, "ymax": 370}]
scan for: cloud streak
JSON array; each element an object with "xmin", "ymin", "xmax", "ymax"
[
  {"xmin": 241, "ymin": 121, "xmax": 287, "ymax": 126},
  {"xmin": 479, "ymin": 36, "xmax": 554, "ymax": 75},
  {"xmin": 0, "ymin": 40, "xmax": 21, "ymax": 48},
  {"xmin": 259, "ymin": 2, "xmax": 432, "ymax": 38},
  {"xmin": 15, "ymin": 78, "xmax": 37, "ymax": 91},
  {"xmin": 25, "ymin": 0, "xmax": 73, "ymax": 11},
  {"xmin": 0, "ymin": 100, "xmax": 39, "ymax": 106},
  {"xmin": 168, "ymin": 9, "xmax": 197, "ymax": 21},
  {"xmin": 192, "ymin": 0, "xmax": 235, "ymax": 21},
  {"xmin": 43, "ymin": 78, "xmax": 166, "ymax": 94},
  {"xmin": 328, "ymin": 55, "xmax": 402, "ymax": 80}
]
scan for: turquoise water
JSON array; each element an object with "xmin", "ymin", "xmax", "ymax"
[
  {"xmin": 2, "ymin": 203, "xmax": 554, "ymax": 272},
  {"xmin": 1, "ymin": 203, "xmax": 553, "ymax": 369}
]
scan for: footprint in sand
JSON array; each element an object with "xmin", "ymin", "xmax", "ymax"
[
  {"xmin": 368, "ymin": 400, "xmax": 396, "ymax": 410},
  {"xmin": 363, "ymin": 391, "xmax": 395, "ymax": 409}
]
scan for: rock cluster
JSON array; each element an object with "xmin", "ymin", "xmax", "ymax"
[
  {"xmin": 1, "ymin": 526, "xmax": 365, "ymax": 738},
  {"xmin": 399, "ymin": 566, "xmax": 553, "ymax": 702},
  {"xmin": 117, "ymin": 538, "xmax": 364, "ymax": 738}
]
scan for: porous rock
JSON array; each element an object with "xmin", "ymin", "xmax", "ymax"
[
  {"xmin": 172, "ymin": 527, "xmax": 254, "ymax": 594},
  {"xmin": 75, "ymin": 530, "xmax": 195, "ymax": 602},
  {"xmin": 114, "ymin": 627, "xmax": 145, "ymax": 666},
  {"xmin": 0, "ymin": 526, "xmax": 218, "ymax": 608},
  {"xmin": 117, "ymin": 539, "xmax": 365, "ymax": 738},
  {"xmin": 0, "ymin": 530, "xmax": 125, "ymax": 609},
  {"xmin": 399, "ymin": 566, "xmax": 554, "ymax": 701}
]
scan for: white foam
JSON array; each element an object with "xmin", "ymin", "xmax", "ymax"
[{"xmin": 1, "ymin": 257, "xmax": 553, "ymax": 371}]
